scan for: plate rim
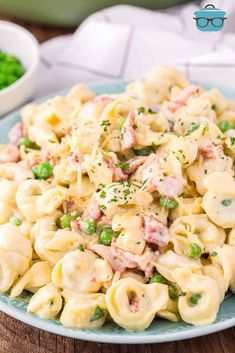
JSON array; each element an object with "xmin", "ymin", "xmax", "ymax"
[{"xmin": 0, "ymin": 81, "xmax": 235, "ymax": 344}]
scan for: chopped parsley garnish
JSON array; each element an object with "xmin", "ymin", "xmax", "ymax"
[
  {"xmin": 210, "ymin": 251, "xmax": 217, "ymax": 257},
  {"xmin": 159, "ymin": 196, "xmax": 179, "ymax": 209},
  {"xmin": 148, "ymin": 108, "xmax": 156, "ymax": 114},
  {"xmin": 9, "ymin": 214, "xmax": 22, "ymax": 226},
  {"xmin": 133, "ymin": 146, "xmax": 155, "ymax": 156},
  {"xmin": 90, "ymin": 305, "xmax": 105, "ymax": 322},
  {"xmin": 221, "ymin": 199, "xmax": 232, "ymax": 207},
  {"xmin": 137, "ymin": 106, "xmax": 145, "ymax": 114},
  {"xmin": 100, "ymin": 190, "xmax": 107, "ymax": 199},
  {"xmin": 101, "ymin": 120, "xmax": 111, "ymax": 131},
  {"xmin": 116, "ymin": 162, "xmax": 130, "ymax": 170},
  {"xmin": 78, "ymin": 244, "xmax": 85, "ymax": 252},
  {"xmin": 230, "ymin": 137, "xmax": 235, "ymax": 146},
  {"xmin": 189, "ymin": 293, "xmax": 202, "ymax": 305},
  {"xmin": 218, "ymin": 120, "xmax": 234, "ymax": 133},
  {"xmin": 187, "ymin": 122, "xmax": 200, "ymax": 135}
]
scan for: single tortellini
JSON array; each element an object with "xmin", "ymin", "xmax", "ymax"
[
  {"xmin": 134, "ymin": 121, "xmax": 169, "ymax": 147},
  {"xmin": 28, "ymin": 124, "xmax": 59, "ymax": 147},
  {"xmin": 169, "ymin": 214, "xmax": 226, "ymax": 255},
  {"xmin": 10, "ymin": 261, "xmax": 52, "ymax": 298},
  {"xmin": 16, "ymin": 180, "xmax": 67, "ymax": 222},
  {"xmin": 60, "ymin": 290, "xmax": 107, "ymax": 329},
  {"xmin": 53, "ymin": 160, "xmax": 77, "ymax": 186},
  {"xmin": 0, "ymin": 163, "xmax": 34, "ymax": 183},
  {"xmin": 155, "ymin": 250, "xmax": 202, "ymax": 283},
  {"xmin": 0, "ymin": 223, "xmax": 32, "ymax": 259},
  {"xmin": 187, "ymin": 145, "xmax": 233, "ymax": 195},
  {"xmin": 33, "ymin": 213, "xmax": 89, "ymax": 264},
  {"xmin": 83, "ymin": 150, "xmax": 113, "ymax": 189},
  {"xmin": 0, "ymin": 249, "xmax": 30, "ymax": 294},
  {"xmin": 52, "ymin": 249, "xmax": 113, "ymax": 294},
  {"xmin": 208, "ymin": 245, "xmax": 235, "ymax": 294},
  {"xmin": 202, "ymin": 172, "xmax": 235, "ymax": 228},
  {"xmin": 27, "ymin": 283, "xmax": 62, "ymax": 319},
  {"xmin": 173, "ymin": 268, "xmax": 220, "ymax": 325},
  {"xmin": 106, "ymin": 278, "xmax": 168, "ymax": 330},
  {"xmin": 157, "ymin": 136, "xmax": 198, "ymax": 169},
  {"xmin": 202, "ymin": 264, "xmax": 226, "ymax": 300},
  {"xmin": 95, "ymin": 182, "xmax": 152, "ymax": 217},
  {"xmin": 0, "ymin": 223, "xmax": 32, "ymax": 293}
]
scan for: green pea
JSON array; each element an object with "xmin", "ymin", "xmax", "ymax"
[
  {"xmin": 32, "ymin": 162, "xmax": 53, "ymax": 180},
  {"xmin": 189, "ymin": 293, "xmax": 202, "ymax": 305},
  {"xmin": 150, "ymin": 272, "xmax": 167, "ymax": 284},
  {"xmin": 5, "ymin": 55, "xmax": 20, "ymax": 64},
  {"xmin": 187, "ymin": 122, "xmax": 200, "ymax": 135},
  {"xmin": 218, "ymin": 120, "xmax": 234, "ymax": 133},
  {"xmin": 80, "ymin": 219, "xmax": 97, "ymax": 235},
  {"xmin": 18, "ymin": 138, "xmax": 40, "ymax": 150},
  {"xmin": 184, "ymin": 243, "xmax": 202, "ymax": 258},
  {"xmin": 168, "ymin": 284, "xmax": 178, "ymax": 300},
  {"xmin": 0, "ymin": 51, "xmax": 25, "ymax": 90},
  {"xmin": 9, "ymin": 214, "xmax": 22, "ymax": 226},
  {"xmin": 60, "ymin": 212, "xmax": 78, "ymax": 229},
  {"xmin": 133, "ymin": 146, "xmax": 155, "ymax": 156},
  {"xmin": 6, "ymin": 75, "xmax": 18, "ymax": 86},
  {"xmin": 99, "ymin": 227, "xmax": 118, "ymax": 245},
  {"xmin": 13, "ymin": 65, "xmax": 25, "ymax": 78},
  {"xmin": 0, "ymin": 51, "xmax": 6, "ymax": 61},
  {"xmin": 159, "ymin": 196, "xmax": 179, "ymax": 209},
  {"xmin": 117, "ymin": 117, "xmax": 126, "ymax": 130}
]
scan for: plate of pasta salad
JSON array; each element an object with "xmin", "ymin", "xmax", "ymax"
[{"xmin": 0, "ymin": 66, "xmax": 234, "ymax": 344}]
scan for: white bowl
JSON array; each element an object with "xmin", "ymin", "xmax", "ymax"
[{"xmin": 0, "ymin": 21, "xmax": 40, "ymax": 116}]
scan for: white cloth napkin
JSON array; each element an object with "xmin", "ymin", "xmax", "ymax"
[{"xmin": 35, "ymin": 0, "xmax": 235, "ymax": 98}]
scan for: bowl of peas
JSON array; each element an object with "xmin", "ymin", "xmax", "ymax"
[{"xmin": 0, "ymin": 20, "xmax": 39, "ymax": 116}]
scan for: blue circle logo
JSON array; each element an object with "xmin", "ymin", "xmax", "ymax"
[{"xmin": 193, "ymin": 4, "xmax": 227, "ymax": 32}]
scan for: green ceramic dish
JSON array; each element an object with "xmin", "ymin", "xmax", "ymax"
[
  {"xmin": 0, "ymin": 0, "xmax": 190, "ymax": 27},
  {"xmin": 0, "ymin": 81, "xmax": 234, "ymax": 343}
]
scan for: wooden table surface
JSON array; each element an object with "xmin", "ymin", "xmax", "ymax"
[{"xmin": 0, "ymin": 13, "xmax": 234, "ymax": 353}]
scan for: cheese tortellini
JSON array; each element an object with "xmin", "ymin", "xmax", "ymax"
[
  {"xmin": 0, "ymin": 67, "xmax": 235, "ymax": 330},
  {"xmin": 106, "ymin": 278, "xmax": 168, "ymax": 330}
]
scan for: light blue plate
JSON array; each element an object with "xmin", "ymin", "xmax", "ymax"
[{"xmin": 0, "ymin": 82, "xmax": 234, "ymax": 344}]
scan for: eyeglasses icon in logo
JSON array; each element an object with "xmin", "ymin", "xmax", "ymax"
[{"xmin": 194, "ymin": 4, "xmax": 227, "ymax": 32}]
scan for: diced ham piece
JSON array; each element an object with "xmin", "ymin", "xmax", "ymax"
[
  {"xmin": 129, "ymin": 293, "xmax": 139, "ymax": 313},
  {"xmin": 121, "ymin": 112, "xmax": 136, "ymax": 151},
  {"xmin": 89, "ymin": 243, "xmax": 158, "ymax": 278},
  {"xmin": 84, "ymin": 199, "xmax": 102, "ymax": 221},
  {"xmin": 104, "ymin": 155, "xmax": 127, "ymax": 182},
  {"xmin": 28, "ymin": 159, "xmax": 39, "ymax": 168},
  {"xmin": 0, "ymin": 145, "xmax": 19, "ymax": 163},
  {"xmin": 68, "ymin": 151, "xmax": 84, "ymax": 169},
  {"xmin": 123, "ymin": 156, "xmax": 147, "ymax": 175},
  {"xmin": 199, "ymin": 144, "xmax": 223, "ymax": 160},
  {"xmin": 143, "ymin": 213, "xmax": 169, "ymax": 248},
  {"xmin": 70, "ymin": 220, "xmax": 80, "ymax": 232},
  {"xmin": 8, "ymin": 122, "xmax": 26, "ymax": 145},
  {"xmin": 154, "ymin": 174, "xmax": 186, "ymax": 198},
  {"xmin": 168, "ymin": 85, "xmax": 200, "ymax": 113}
]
